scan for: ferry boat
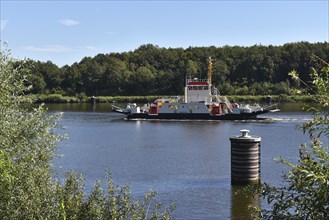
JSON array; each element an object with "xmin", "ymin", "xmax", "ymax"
[{"xmin": 112, "ymin": 57, "xmax": 279, "ymax": 120}]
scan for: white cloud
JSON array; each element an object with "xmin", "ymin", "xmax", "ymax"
[
  {"xmin": 81, "ymin": 46, "xmax": 97, "ymax": 50},
  {"xmin": 0, "ymin": 20, "xmax": 8, "ymax": 31},
  {"xmin": 60, "ymin": 19, "xmax": 80, "ymax": 26},
  {"xmin": 25, "ymin": 45, "xmax": 73, "ymax": 53}
]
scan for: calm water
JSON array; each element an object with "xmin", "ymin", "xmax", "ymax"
[{"xmin": 49, "ymin": 103, "xmax": 323, "ymax": 219}]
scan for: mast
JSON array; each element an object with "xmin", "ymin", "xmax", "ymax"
[
  {"xmin": 207, "ymin": 56, "xmax": 213, "ymax": 85},
  {"xmin": 207, "ymin": 57, "xmax": 213, "ymax": 103},
  {"xmin": 184, "ymin": 73, "xmax": 188, "ymax": 103}
]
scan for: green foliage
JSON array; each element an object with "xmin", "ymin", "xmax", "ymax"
[
  {"xmin": 57, "ymin": 170, "xmax": 175, "ymax": 220},
  {"xmin": 93, "ymin": 96, "xmax": 167, "ymax": 104},
  {"xmin": 20, "ymin": 42, "xmax": 329, "ymax": 96},
  {"xmin": 0, "ymin": 48, "xmax": 63, "ymax": 219},
  {"xmin": 247, "ymin": 56, "xmax": 329, "ymax": 219},
  {"xmin": 28, "ymin": 94, "xmax": 315, "ymax": 104},
  {"xmin": 34, "ymin": 94, "xmax": 80, "ymax": 103},
  {"xmin": 0, "ymin": 49, "xmax": 175, "ymax": 219}
]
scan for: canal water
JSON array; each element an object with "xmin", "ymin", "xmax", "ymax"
[{"xmin": 50, "ymin": 103, "xmax": 319, "ymax": 219}]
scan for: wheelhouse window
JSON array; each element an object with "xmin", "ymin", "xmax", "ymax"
[{"xmin": 188, "ymin": 85, "xmax": 209, "ymax": 90}]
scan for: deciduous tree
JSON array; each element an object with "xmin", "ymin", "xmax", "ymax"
[{"xmin": 248, "ymin": 55, "xmax": 329, "ymax": 219}]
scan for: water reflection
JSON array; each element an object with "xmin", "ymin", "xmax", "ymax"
[
  {"xmin": 231, "ymin": 185, "xmax": 260, "ymax": 220},
  {"xmin": 52, "ymin": 104, "xmax": 312, "ymax": 219}
]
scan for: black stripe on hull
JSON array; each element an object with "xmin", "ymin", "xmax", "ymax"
[{"xmin": 125, "ymin": 111, "xmax": 269, "ymax": 120}]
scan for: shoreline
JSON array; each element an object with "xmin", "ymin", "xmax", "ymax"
[{"xmin": 30, "ymin": 94, "xmax": 314, "ymax": 104}]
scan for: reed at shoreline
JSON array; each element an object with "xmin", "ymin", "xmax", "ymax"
[{"xmin": 30, "ymin": 94, "xmax": 314, "ymax": 104}]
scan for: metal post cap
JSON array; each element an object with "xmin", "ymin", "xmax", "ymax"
[
  {"xmin": 230, "ymin": 129, "xmax": 261, "ymax": 142},
  {"xmin": 240, "ymin": 129, "xmax": 250, "ymax": 137}
]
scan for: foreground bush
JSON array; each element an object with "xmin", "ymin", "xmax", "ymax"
[
  {"xmin": 58, "ymin": 171, "xmax": 175, "ymax": 220},
  {"xmin": 0, "ymin": 49, "xmax": 175, "ymax": 219},
  {"xmin": 248, "ymin": 55, "xmax": 329, "ymax": 219}
]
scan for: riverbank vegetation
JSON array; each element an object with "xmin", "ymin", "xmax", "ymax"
[
  {"xmin": 30, "ymin": 93, "xmax": 315, "ymax": 104},
  {"xmin": 0, "ymin": 50, "xmax": 175, "ymax": 219},
  {"xmin": 248, "ymin": 55, "xmax": 329, "ymax": 219},
  {"xmin": 2, "ymin": 42, "xmax": 329, "ymax": 218},
  {"xmin": 15, "ymin": 42, "xmax": 328, "ymax": 98}
]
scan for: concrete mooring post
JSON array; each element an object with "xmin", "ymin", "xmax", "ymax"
[
  {"xmin": 230, "ymin": 129, "xmax": 261, "ymax": 185},
  {"xmin": 90, "ymin": 96, "xmax": 97, "ymax": 111},
  {"xmin": 90, "ymin": 96, "xmax": 96, "ymax": 105}
]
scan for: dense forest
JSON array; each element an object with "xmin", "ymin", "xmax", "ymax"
[{"xmin": 20, "ymin": 42, "xmax": 329, "ymax": 97}]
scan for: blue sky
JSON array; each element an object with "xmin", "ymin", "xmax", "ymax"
[{"xmin": 1, "ymin": 0, "xmax": 328, "ymax": 67}]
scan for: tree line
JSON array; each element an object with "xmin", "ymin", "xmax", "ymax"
[
  {"xmin": 2, "ymin": 48, "xmax": 328, "ymax": 218},
  {"xmin": 1, "ymin": 50, "xmax": 175, "ymax": 219},
  {"xmin": 21, "ymin": 41, "xmax": 329, "ymax": 96}
]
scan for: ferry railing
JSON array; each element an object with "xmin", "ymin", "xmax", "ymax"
[{"xmin": 186, "ymin": 78, "xmax": 209, "ymax": 83}]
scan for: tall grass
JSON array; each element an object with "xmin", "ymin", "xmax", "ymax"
[{"xmin": 30, "ymin": 94, "xmax": 316, "ymax": 104}]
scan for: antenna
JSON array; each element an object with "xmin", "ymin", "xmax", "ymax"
[{"xmin": 207, "ymin": 56, "xmax": 213, "ymax": 85}]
